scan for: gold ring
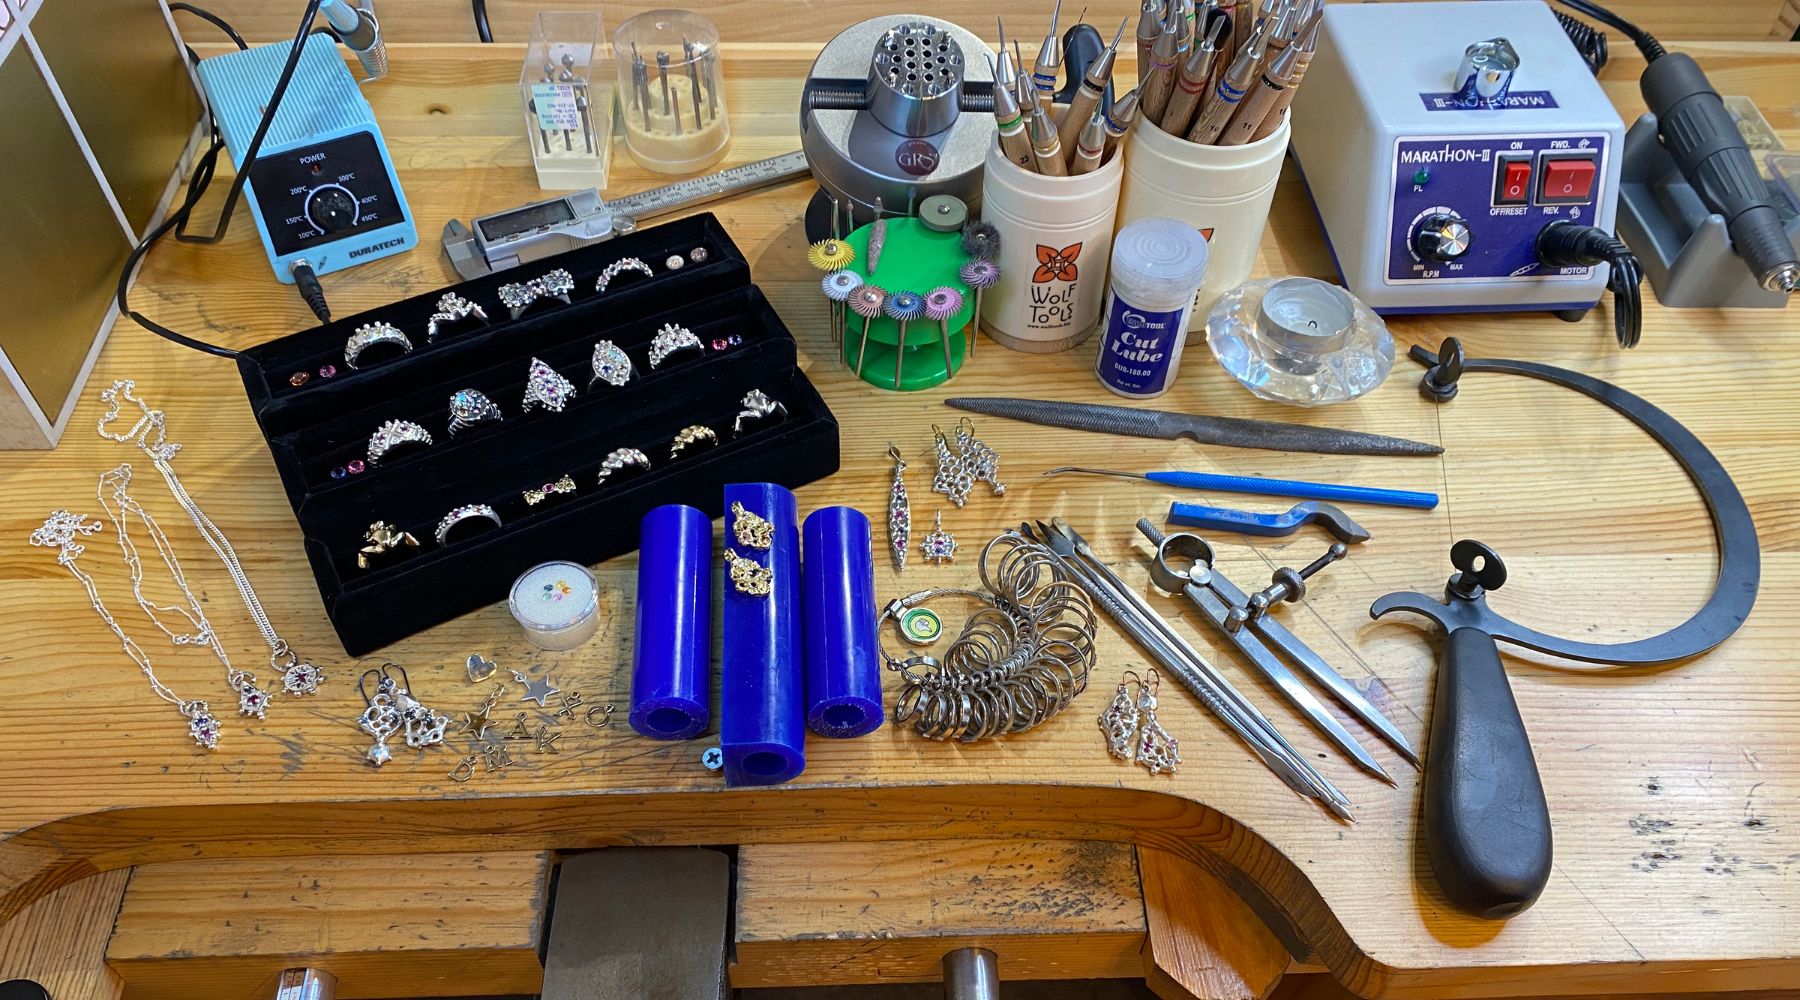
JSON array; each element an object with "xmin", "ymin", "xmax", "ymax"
[{"xmin": 669, "ymin": 424, "xmax": 719, "ymax": 460}]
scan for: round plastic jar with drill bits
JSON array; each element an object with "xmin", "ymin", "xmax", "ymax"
[{"xmin": 612, "ymin": 9, "xmax": 731, "ymax": 173}]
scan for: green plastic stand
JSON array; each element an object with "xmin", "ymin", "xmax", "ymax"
[{"xmin": 838, "ymin": 217, "xmax": 974, "ymax": 391}]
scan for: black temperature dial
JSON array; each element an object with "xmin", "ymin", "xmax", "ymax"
[{"xmin": 306, "ymin": 185, "xmax": 359, "ymax": 233}]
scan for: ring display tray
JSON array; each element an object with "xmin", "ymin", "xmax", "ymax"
[{"xmin": 237, "ymin": 214, "xmax": 840, "ymax": 655}]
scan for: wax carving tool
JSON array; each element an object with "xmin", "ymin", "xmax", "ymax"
[
  {"xmin": 1188, "ymin": 7, "xmax": 1269, "ymax": 142},
  {"xmin": 1058, "ymin": 19, "xmax": 1125, "ymax": 165},
  {"xmin": 1048, "ymin": 466, "xmax": 1436, "ymax": 510},
  {"xmin": 1137, "ymin": 0, "xmax": 1164, "ymax": 70},
  {"xmin": 1161, "ymin": 16, "xmax": 1227, "ymax": 135},
  {"xmin": 1142, "ymin": 521, "xmax": 1417, "ymax": 769},
  {"xmin": 1069, "ymin": 111, "xmax": 1106, "ymax": 175},
  {"xmin": 1101, "ymin": 87, "xmax": 1141, "ymax": 160},
  {"xmin": 990, "ymin": 54, "xmax": 1036, "ymax": 170},
  {"xmin": 1028, "ymin": 101, "xmax": 1069, "ymax": 176},
  {"xmin": 1025, "ymin": 519, "xmax": 1353, "ymax": 819},
  {"xmin": 1370, "ymin": 337, "xmax": 1762, "ymax": 918},
  {"xmin": 947, "ymin": 396, "xmax": 1443, "ymax": 458},
  {"xmin": 1168, "ymin": 499, "xmax": 1369, "ymax": 542},
  {"xmin": 1032, "ymin": 0, "xmax": 1064, "ymax": 117},
  {"xmin": 1220, "ymin": 15, "xmax": 1303, "ymax": 144},
  {"xmin": 1140, "ymin": 14, "xmax": 1180, "ymax": 124}
]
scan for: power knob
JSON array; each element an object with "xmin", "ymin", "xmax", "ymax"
[
  {"xmin": 1413, "ymin": 212, "xmax": 1472, "ymax": 263},
  {"xmin": 306, "ymin": 185, "xmax": 358, "ymax": 233}
]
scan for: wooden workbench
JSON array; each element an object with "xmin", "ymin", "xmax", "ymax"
[{"xmin": 0, "ymin": 37, "xmax": 1796, "ymax": 999}]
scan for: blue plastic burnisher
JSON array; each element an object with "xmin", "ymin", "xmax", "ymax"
[
  {"xmin": 801, "ymin": 506, "xmax": 884, "ymax": 738},
  {"xmin": 629, "ymin": 504, "xmax": 711, "ymax": 740},
  {"xmin": 720, "ymin": 482, "xmax": 806, "ymax": 786}
]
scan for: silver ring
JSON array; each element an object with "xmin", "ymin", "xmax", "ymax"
[
  {"xmin": 595, "ymin": 257, "xmax": 654, "ymax": 293},
  {"xmin": 588, "ymin": 340, "xmax": 635, "ymax": 389},
  {"xmin": 345, "ymin": 322, "xmax": 413, "ymax": 370},
  {"xmin": 367, "ymin": 419, "xmax": 433, "ymax": 466},
  {"xmin": 427, "ymin": 292, "xmax": 488, "ymax": 342},
  {"xmin": 498, "ymin": 280, "xmax": 537, "ymax": 320},
  {"xmin": 595, "ymin": 447, "xmax": 652, "ymax": 486},
  {"xmin": 732, "ymin": 389, "xmax": 788, "ymax": 435},
  {"xmin": 434, "ymin": 503, "xmax": 502, "ymax": 546},
  {"xmin": 499, "ymin": 268, "xmax": 575, "ymax": 320},
  {"xmin": 447, "ymin": 388, "xmax": 503, "ymax": 436},
  {"xmin": 648, "ymin": 323, "xmax": 704, "ymax": 369},
  {"xmin": 522, "ymin": 357, "xmax": 576, "ymax": 413}
]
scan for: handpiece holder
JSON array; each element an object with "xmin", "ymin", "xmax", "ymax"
[{"xmin": 1617, "ymin": 112, "xmax": 1800, "ymax": 308}]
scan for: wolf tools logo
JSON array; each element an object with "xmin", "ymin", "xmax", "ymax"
[{"xmin": 1028, "ymin": 242, "xmax": 1082, "ymax": 327}]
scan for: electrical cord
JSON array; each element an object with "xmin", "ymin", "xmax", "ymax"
[
  {"xmin": 1551, "ymin": 0, "xmax": 1665, "ymax": 62},
  {"xmin": 292, "ymin": 260, "xmax": 332, "ymax": 323},
  {"xmin": 1552, "ymin": 9, "xmax": 1608, "ymax": 75},
  {"xmin": 168, "ymin": 2, "xmax": 248, "ymax": 50},
  {"xmin": 1536, "ymin": 220, "xmax": 1645, "ymax": 349},
  {"xmin": 119, "ymin": 0, "xmax": 325, "ymax": 359},
  {"xmin": 471, "ymin": 0, "xmax": 493, "ymax": 42}
]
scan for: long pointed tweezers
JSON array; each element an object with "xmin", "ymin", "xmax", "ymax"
[{"xmin": 1027, "ymin": 519, "xmax": 1353, "ymax": 820}]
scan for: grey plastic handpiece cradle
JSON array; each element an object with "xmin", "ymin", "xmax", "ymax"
[{"xmin": 1617, "ymin": 113, "xmax": 1800, "ymax": 308}]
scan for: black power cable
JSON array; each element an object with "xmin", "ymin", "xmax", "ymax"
[
  {"xmin": 119, "ymin": 0, "xmax": 325, "ymax": 359},
  {"xmin": 1537, "ymin": 220, "xmax": 1645, "ymax": 349},
  {"xmin": 1552, "ymin": 10, "xmax": 1608, "ymax": 75},
  {"xmin": 471, "ymin": 0, "xmax": 493, "ymax": 42}
]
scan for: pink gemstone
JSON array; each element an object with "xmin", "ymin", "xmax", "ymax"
[
  {"xmin": 712, "ymin": 338, "xmax": 729, "ymax": 352},
  {"xmin": 347, "ymin": 460, "xmax": 366, "ymax": 474},
  {"xmin": 319, "ymin": 364, "xmax": 338, "ymax": 379}
]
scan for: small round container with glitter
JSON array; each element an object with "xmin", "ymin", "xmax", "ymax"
[{"xmin": 509, "ymin": 560, "xmax": 601, "ymax": 650}]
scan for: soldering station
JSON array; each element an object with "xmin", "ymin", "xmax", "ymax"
[{"xmin": 4, "ymin": 0, "xmax": 1797, "ymax": 989}]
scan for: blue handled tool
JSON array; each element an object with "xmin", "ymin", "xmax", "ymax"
[
  {"xmin": 1042, "ymin": 466, "xmax": 1439, "ymax": 510},
  {"xmin": 1168, "ymin": 500, "xmax": 1372, "ymax": 542}
]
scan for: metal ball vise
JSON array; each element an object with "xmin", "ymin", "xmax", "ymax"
[{"xmin": 800, "ymin": 16, "xmax": 996, "ymax": 236}]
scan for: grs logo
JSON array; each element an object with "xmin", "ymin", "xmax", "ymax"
[{"xmin": 895, "ymin": 139, "xmax": 941, "ymax": 176}]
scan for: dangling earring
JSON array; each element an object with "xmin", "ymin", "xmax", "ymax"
[
  {"xmin": 954, "ymin": 417, "xmax": 1006, "ymax": 497},
  {"xmin": 358, "ymin": 668, "xmax": 402, "ymax": 767},
  {"xmin": 383, "ymin": 662, "xmax": 450, "ymax": 751},
  {"xmin": 1134, "ymin": 668, "xmax": 1180, "ymax": 776},
  {"xmin": 1098, "ymin": 670, "xmax": 1143, "ymax": 761},
  {"xmin": 887, "ymin": 444, "xmax": 911, "ymax": 572},
  {"xmin": 731, "ymin": 501, "xmax": 774, "ymax": 550},
  {"xmin": 930, "ymin": 425, "xmax": 975, "ymax": 507}
]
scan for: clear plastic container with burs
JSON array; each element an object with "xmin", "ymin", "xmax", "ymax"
[
  {"xmin": 520, "ymin": 11, "xmax": 612, "ymax": 191},
  {"xmin": 612, "ymin": 9, "xmax": 732, "ymax": 174}
]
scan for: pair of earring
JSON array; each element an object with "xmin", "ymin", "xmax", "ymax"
[
  {"xmin": 358, "ymin": 663, "xmax": 451, "ymax": 767},
  {"xmin": 725, "ymin": 502, "xmax": 775, "ymax": 596},
  {"xmin": 888, "ymin": 444, "xmax": 960, "ymax": 569},
  {"xmin": 1098, "ymin": 668, "xmax": 1180, "ymax": 776},
  {"xmin": 931, "ymin": 418, "xmax": 1005, "ymax": 508}
]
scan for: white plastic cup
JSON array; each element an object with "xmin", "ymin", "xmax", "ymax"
[
  {"xmin": 1115, "ymin": 115, "xmax": 1290, "ymax": 335},
  {"xmin": 1094, "ymin": 217, "xmax": 1210, "ymax": 398},
  {"xmin": 978, "ymin": 136, "xmax": 1126, "ymax": 353}
]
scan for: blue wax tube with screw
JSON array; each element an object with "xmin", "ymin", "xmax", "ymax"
[
  {"xmin": 801, "ymin": 506, "xmax": 884, "ymax": 738},
  {"xmin": 720, "ymin": 482, "xmax": 806, "ymax": 785},
  {"xmin": 629, "ymin": 504, "xmax": 712, "ymax": 740}
]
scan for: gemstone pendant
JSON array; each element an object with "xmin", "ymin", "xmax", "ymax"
[
  {"xmin": 188, "ymin": 705, "xmax": 221, "ymax": 749},
  {"xmin": 238, "ymin": 681, "xmax": 269, "ymax": 719},
  {"xmin": 282, "ymin": 660, "xmax": 324, "ymax": 696}
]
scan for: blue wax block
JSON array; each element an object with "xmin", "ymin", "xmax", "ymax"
[
  {"xmin": 630, "ymin": 505, "xmax": 712, "ymax": 740},
  {"xmin": 802, "ymin": 506, "xmax": 884, "ymax": 738},
  {"xmin": 720, "ymin": 482, "xmax": 805, "ymax": 785}
]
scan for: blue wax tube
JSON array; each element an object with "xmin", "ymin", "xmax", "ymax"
[
  {"xmin": 720, "ymin": 482, "xmax": 805, "ymax": 786},
  {"xmin": 629, "ymin": 504, "xmax": 712, "ymax": 740},
  {"xmin": 801, "ymin": 507, "xmax": 884, "ymax": 738}
]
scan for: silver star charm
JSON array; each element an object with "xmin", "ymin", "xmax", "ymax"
[{"xmin": 514, "ymin": 669, "xmax": 561, "ymax": 708}]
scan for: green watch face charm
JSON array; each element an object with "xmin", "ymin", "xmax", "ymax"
[{"xmin": 899, "ymin": 607, "xmax": 943, "ymax": 645}]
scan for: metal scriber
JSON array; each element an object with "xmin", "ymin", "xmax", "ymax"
[{"xmin": 945, "ymin": 397, "xmax": 1442, "ymax": 457}]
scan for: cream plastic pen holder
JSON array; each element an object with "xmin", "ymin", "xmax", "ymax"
[
  {"xmin": 1115, "ymin": 113, "xmax": 1290, "ymax": 335},
  {"xmin": 978, "ymin": 137, "xmax": 1126, "ymax": 353}
]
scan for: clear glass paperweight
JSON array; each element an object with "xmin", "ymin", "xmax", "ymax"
[
  {"xmin": 1205, "ymin": 277, "xmax": 1394, "ymax": 407},
  {"xmin": 521, "ymin": 11, "xmax": 612, "ymax": 191}
]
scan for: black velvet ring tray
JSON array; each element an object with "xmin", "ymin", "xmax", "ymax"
[{"xmin": 236, "ymin": 214, "xmax": 841, "ymax": 655}]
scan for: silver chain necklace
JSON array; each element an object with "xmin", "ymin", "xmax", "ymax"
[
  {"xmin": 99, "ymin": 463, "xmax": 273, "ymax": 719},
  {"xmin": 29, "ymin": 508, "xmax": 224, "ymax": 749},
  {"xmin": 96, "ymin": 380, "xmax": 325, "ymax": 696}
]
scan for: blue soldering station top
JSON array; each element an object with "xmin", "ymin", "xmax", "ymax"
[{"xmin": 195, "ymin": 34, "xmax": 375, "ymax": 163}]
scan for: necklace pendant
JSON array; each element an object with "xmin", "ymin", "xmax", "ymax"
[
  {"xmin": 238, "ymin": 680, "xmax": 270, "ymax": 719},
  {"xmin": 187, "ymin": 703, "xmax": 221, "ymax": 750},
  {"xmin": 281, "ymin": 659, "xmax": 324, "ymax": 696}
]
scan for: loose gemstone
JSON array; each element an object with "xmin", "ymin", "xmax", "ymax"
[
  {"xmin": 330, "ymin": 466, "xmax": 348, "ymax": 480},
  {"xmin": 289, "ymin": 372, "xmax": 310, "ymax": 387},
  {"xmin": 347, "ymin": 460, "xmax": 366, "ymax": 474},
  {"xmin": 727, "ymin": 334, "xmax": 743, "ymax": 346},
  {"xmin": 318, "ymin": 364, "xmax": 338, "ymax": 379},
  {"xmin": 712, "ymin": 338, "xmax": 729, "ymax": 352}
]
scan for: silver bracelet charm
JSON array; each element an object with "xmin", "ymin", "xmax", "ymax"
[
  {"xmin": 344, "ymin": 322, "xmax": 413, "ymax": 370},
  {"xmin": 367, "ymin": 419, "xmax": 434, "ymax": 466}
]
